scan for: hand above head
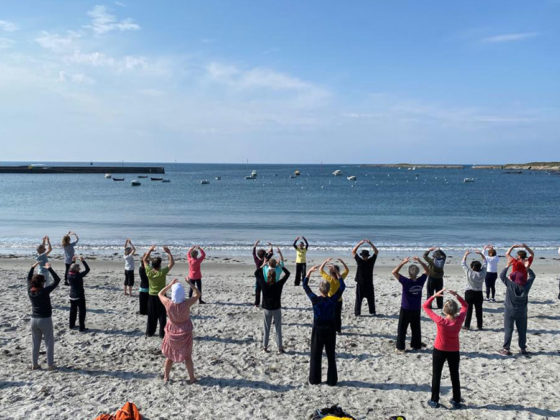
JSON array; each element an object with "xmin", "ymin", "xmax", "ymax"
[
  {"xmin": 434, "ymin": 288, "xmax": 446, "ymax": 298},
  {"xmin": 411, "ymin": 257, "xmax": 419, "ymax": 262},
  {"xmin": 447, "ymin": 289, "xmax": 458, "ymax": 296},
  {"xmin": 253, "ymin": 240, "xmax": 260, "ymax": 247},
  {"xmin": 162, "ymin": 246, "xmax": 171, "ymax": 254},
  {"xmin": 171, "ymin": 278, "xmax": 179, "ymax": 285},
  {"xmin": 149, "ymin": 244, "xmax": 156, "ymax": 251},
  {"xmin": 428, "ymin": 246, "xmax": 436, "ymax": 251}
]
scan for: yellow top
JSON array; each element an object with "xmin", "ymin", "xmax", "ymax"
[
  {"xmin": 295, "ymin": 248, "xmax": 307, "ymax": 264},
  {"xmin": 321, "ymin": 268, "xmax": 348, "ymax": 301}
]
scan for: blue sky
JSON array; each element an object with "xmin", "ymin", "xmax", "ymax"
[{"xmin": 0, "ymin": 1, "xmax": 558, "ymax": 163}]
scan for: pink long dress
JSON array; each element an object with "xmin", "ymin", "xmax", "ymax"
[{"xmin": 161, "ymin": 300, "xmax": 193, "ymax": 362}]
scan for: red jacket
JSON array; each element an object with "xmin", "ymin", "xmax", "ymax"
[{"xmin": 423, "ymin": 294, "xmax": 467, "ymax": 352}]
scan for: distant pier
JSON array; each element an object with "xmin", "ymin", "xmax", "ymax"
[{"xmin": 0, "ymin": 165, "xmax": 165, "ymax": 174}]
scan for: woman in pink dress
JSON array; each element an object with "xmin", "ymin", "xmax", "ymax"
[{"xmin": 158, "ymin": 278, "xmax": 200, "ymax": 383}]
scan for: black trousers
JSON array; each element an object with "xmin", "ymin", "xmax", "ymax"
[
  {"xmin": 354, "ymin": 283, "xmax": 375, "ymax": 316},
  {"xmin": 396, "ymin": 308, "xmax": 421, "ymax": 350},
  {"xmin": 64, "ymin": 263, "xmax": 71, "ymax": 285},
  {"xmin": 294, "ymin": 263, "xmax": 306, "ymax": 286},
  {"xmin": 485, "ymin": 272, "xmax": 497, "ymax": 299},
  {"xmin": 432, "ymin": 348, "xmax": 460, "ymax": 403},
  {"xmin": 69, "ymin": 298, "xmax": 86, "ymax": 330},
  {"xmin": 254, "ymin": 275, "xmax": 262, "ymax": 306},
  {"xmin": 188, "ymin": 279, "xmax": 202, "ymax": 298},
  {"xmin": 426, "ymin": 277, "xmax": 444, "ymax": 309},
  {"xmin": 124, "ymin": 270, "xmax": 134, "ymax": 286},
  {"xmin": 464, "ymin": 290, "xmax": 484, "ymax": 329},
  {"xmin": 309, "ymin": 322, "xmax": 337, "ymax": 386},
  {"xmin": 139, "ymin": 291, "xmax": 149, "ymax": 315},
  {"xmin": 146, "ymin": 295, "xmax": 166, "ymax": 338},
  {"xmin": 335, "ymin": 300, "xmax": 342, "ymax": 333}
]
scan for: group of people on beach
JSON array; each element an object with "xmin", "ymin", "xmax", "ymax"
[{"xmin": 26, "ymin": 232, "xmax": 540, "ymax": 409}]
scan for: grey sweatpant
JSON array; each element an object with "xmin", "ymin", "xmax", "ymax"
[
  {"xmin": 263, "ymin": 309, "xmax": 282, "ymax": 349},
  {"xmin": 503, "ymin": 312, "xmax": 527, "ymax": 350},
  {"xmin": 31, "ymin": 317, "xmax": 54, "ymax": 367}
]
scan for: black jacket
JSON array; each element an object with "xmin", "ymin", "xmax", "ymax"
[
  {"xmin": 28, "ymin": 267, "xmax": 60, "ymax": 318},
  {"xmin": 256, "ymin": 267, "xmax": 290, "ymax": 310},
  {"xmin": 68, "ymin": 261, "xmax": 90, "ymax": 300}
]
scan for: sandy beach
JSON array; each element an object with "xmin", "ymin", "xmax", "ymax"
[{"xmin": 1, "ymin": 254, "xmax": 560, "ymax": 419}]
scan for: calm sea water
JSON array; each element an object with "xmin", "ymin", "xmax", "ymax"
[{"xmin": 0, "ymin": 162, "xmax": 559, "ymax": 257}]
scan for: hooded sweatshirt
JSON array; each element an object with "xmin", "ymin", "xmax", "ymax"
[
  {"xmin": 461, "ymin": 259, "xmax": 487, "ymax": 291},
  {"xmin": 500, "ymin": 267, "xmax": 535, "ymax": 317}
]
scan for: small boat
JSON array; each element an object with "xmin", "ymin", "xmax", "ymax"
[
  {"xmin": 251, "ymin": 170, "xmax": 257, "ymax": 177},
  {"xmin": 105, "ymin": 173, "xmax": 112, "ymax": 179},
  {"xmin": 151, "ymin": 177, "xmax": 163, "ymax": 181},
  {"xmin": 245, "ymin": 174, "xmax": 256, "ymax": 180},
  {"xmin": 215, "ymin": 176, "xmax": 221, "ymax": 180},
  {"xmin": 294, "ymin": 170, "xmax": 301, "ymax": 176},
  {"xmin": 332, "ymin": 170, "xmax": 342, "ymax": 176},
  {"xmin": 463, "ymin": 178, "xmax": 475, "ymax": 183},
  {"xmin": 162, "ymin": 179, "xmax": 171, "ymax": 183},
  {"xmin": 201, "ymin": 179, "xmax": 210, "ymax": 185},
  {"xmin": 131, "ymin": 180, "xmax": 141, "ymax": 186},
  {"xmin": 112, "ymin": 177, "xmax": 125, "ymax": 181},
  {"xmin": 138, "ymin": 175, "xmax": 148, "ymax": 178},
  {"xmin": 347, "ymin": 176, "xmax": 357, "ymax": 181}
]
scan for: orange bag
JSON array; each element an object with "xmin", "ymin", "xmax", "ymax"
[{"xmin": 95, "ymin": 402, "xmax": 142, "ymax": 420}]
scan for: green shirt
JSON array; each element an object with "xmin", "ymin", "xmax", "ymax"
[{"xmin": 147, "ymin": 266, "xmax": 170, "ymax": 295}]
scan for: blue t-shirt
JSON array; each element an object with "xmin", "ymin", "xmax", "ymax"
[{"xmin": 398, "ymin": 274, "xmax": 427, "ymax": 310}]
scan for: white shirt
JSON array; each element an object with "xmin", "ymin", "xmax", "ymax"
[
  {"xmin": 124, "ymin": 254, "xmax": 135, "ymax": 271},
  {"xmin": 483, "ymin": 252, "xmax": 499, "ymax": 273}
]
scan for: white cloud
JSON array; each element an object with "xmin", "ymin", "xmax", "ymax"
[
  {"xmin": 58, "ymin": 71, "xmax": 95, "ymax": 84},
  {"xmin": 0, "ymin": 37, "xmax": 15, "ymax": 49},
  {"xmin": 87, "ymin": 5, "xmax": 140, "ymax": 34},
  {"xmin": 0, "ymin": 20, "xmax": 18, "ymax": 32},
  {"xmin": 64, "ymin": 50, "xmax": 147, "ymax": 72},
  {"xmin": 35, "ymin": 31, "xmax": 81, "ymax": 52},
  {"xmin": 482, "ymin": 32, "xmax": 538, "ymax": 43}
]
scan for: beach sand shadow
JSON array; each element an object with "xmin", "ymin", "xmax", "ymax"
[
  {"xmin": 198, "ymin": 376, "xmax": 295, "ymax": 392},
  {"xmin": 212, "ymin": 301, "xmax": 254, "ymax": 307},
  {"xmin": 468, "ymin": 403, "xmax": 560, "ymax": 417},
  {"xmin": 0, "ymin": 381, "xmax": 32, "ymax": 389},
  {"xmin": 57, "ymin": 366, "xmax": 156, "ymax": 380},
  {"xmin": 53, "ymin": 305, "xmax": 116, "ymax": 314},
  {"xmin": 338, "ymin": 380, "xmax": 450, "ymax": 393},
  {"xmin": 194, "ymin": 335, "xmax": 253, "ymax": 345},
  {"xmin": 87, "ymin": 328, "xmax": 144, "ymax": 337}
]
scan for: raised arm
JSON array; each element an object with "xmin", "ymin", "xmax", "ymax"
[
  {"xmin": 522, "ymin": 243, "xmax": 535, "ymax": 258},
  {"xmin": 422, "ymin": 289, "xmax": 444, "ymax": 321},
  {"xmin": 277, "ymin": 247, "xmax": 284, "ymax": 263},
  {"xmin": 505, "ymin": 245, "xmax": 517, "ymax": 264},
  {"xmin": 499, "ymin": 267, "xmax": 510, "ymax": 285},
  {"xmin": 448, "ymin": 289, "xmax": 468, "ymax": 314},
  {"xmin": 423, "ymin": 247, "xmax": 434, "ymax": 264},
  {"xmin": 461, "ymin": 250, "xmax": 469, "ymax": 271},
  {"xmin": 45, "ymin": 236, "xmax": 53, "ymax": 256},
  {"xmin": 319, "ymin": 258, "xmax": 331, "ymax": 277},
  {"xmin": 338, "ymin": 258, "xmax": 349, "ymax": 278},
  {"xmin": 143, "ymin": 245, "xmax": 156, "ymax": 267},
  {"xmin": 352, "ymin": 240, "xmax": 365, "ymax": 256},
  {"xmin": 44, "ymin": 264, "xmax": 61, "ymax": 292},
  {"xmin": 475, "ymin": 251, "xmax": 487, "ymax": 270},
  {"xmin": 367, "ymin": 240, "xmax": 379, "ymax": 255},
  {"xmin": 158, "ymin": 278, "xmax": 177, "ymax": 305},
  {"xmin": 278, "ymin": 267, "xmax": 291, "ymax": 285},
  {"xmin": 331, "ymin": 276, "xmax": 346, "ymax": 301},
  {"xmin": 163, "ymin": 246, "xmax": 174, "ymax": 271},
  {"xmin": 412, "ymin": 257, "xmax": 429, "ymax": 275},
  {"xmin": 302, "ymin": 236, "xmax": 309, "ymax": 249},
  {"xmin": 252, "ymin": 240, "xmax": 259, "ymax": 258},
  {"xmin": 302, "ymin": 266, "xmax": 318, "ymax": 300},
  {"xmin": 293, "ymin": 237, "xmax": 299, "ymax": 250},
  {"xmin": 392, "ymin": 257, "xmax": 409, "ymax": 280},
  {"xmin": 80, "ymin": 258, "xmax": 90, "ymax": 276}
]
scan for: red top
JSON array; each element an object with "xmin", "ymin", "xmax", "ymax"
[
  {"xmin": 510, "ymin": 256, "xmax": 533, "ymax": 274},
  {"xmin": 187, "ymin": 248, "xmax": 206, "ymax": 280},
  {"xmin": 422, "ymin": 295, "xmax": 467, "ymax": 352}
]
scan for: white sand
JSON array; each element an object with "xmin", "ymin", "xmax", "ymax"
[{"xmin": 1, "ymin": 255, "xmax": 560, "ymax": 419}]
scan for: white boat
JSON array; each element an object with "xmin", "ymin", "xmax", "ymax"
[
  {"xmin": 130, "ymin": 180, "xmax": 141, "ymax": 186},
  {"xmin": 105, "ymin": 173, "xmax": 112, "ymax": 179},
  {"xmin": 464, "ymin": 178, "xmax": 475, "ymax": 183},
  {"xmin": 294, "ymin": 170, "xmax": 301, "ymax": 176},
  {"xmin": 251, "ymin": 170, "xmax": 258, "ymax": 177},
  {"xmin": 201, "ymin": 179, "xmax": 210, "ymax": 185},
  {"xmin": 332, "ymin": 170, "xmax": 342, "ymax": 176},
  {"xmin": 347, "ymin": 175, "xmax": 357, "ymax": 181}
]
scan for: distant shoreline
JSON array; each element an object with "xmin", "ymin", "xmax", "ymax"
[{"xmin": 361, "ymin": 162, "xmax": 560, "ymax": 172}]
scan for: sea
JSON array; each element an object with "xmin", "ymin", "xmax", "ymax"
[{"xmin": 0, "ymin": 162, "xmax": 559, "ymax": 258}]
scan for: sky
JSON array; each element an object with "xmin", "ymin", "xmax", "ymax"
[{"xmin": 0, "ymin": 1, "xmax": 558, "ymax": 164}]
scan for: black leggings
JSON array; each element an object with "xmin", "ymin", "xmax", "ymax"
[
  {"xmin": 309, "ymin": 322, "xmax": 337, "ymax": 386},
  {"xmin": 431, "ymin": 348, "xmax": 461, "ymax": 403},
  {"xmin": 485, "ymin": 272, "xmax": 497, "ymax": 299},
  {"xmin": 64, "ymin": 263, "xmax": 71, "ymax": 284},
  {"xmin": 139, "ymin": 291, "xmax": 149, "ymax": 315},
  {"xmin": 69, "ymin": 298, "xmax": 86, "ymax": 330},
  {"xmin": 189, "ymin": 279, "xmax": 202, "ymax": 298},
  {"xmin": 146, "ymin": 295, "xmax": 166, "ymax": 338},
  {"xmin": 335, "ymin": 300, "xmax": 342, "ymax": 333},
  {"xmin": 255, "ymin": 275, "xmax": 262, "ymax": 306},
  {"xmin": 295, "ymin": 263, "xmax": 306, "ymax": 286},
  {"xmin": 464, "ymin": 289, "xmax": 484, "ymax": 329},
  {"xmin": 426, "ymin": 277, "xmax": 444, "ymax": 309},
  {"xmin": 396, "ymin": 308, "xmax": 421, "ymax": 350},
  {"xmin": 124, "ymin": 270, "xmax": 134, "ymax": 286},
  {"xmin": 354, "ymin": 283, "xmax": 375, "ymax": 316}
]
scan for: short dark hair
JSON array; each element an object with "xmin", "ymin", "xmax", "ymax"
[
  {"xmin": 488, "ymin": 248, "xmax": 496, "ymax": 256},
  {"xmin": 257, "ymin": 249, "xmax": 266, "ymax": 259},
  {"xmin": 152, "ymin": 257, "xmax": 162, "ymax": 270},
  {"xmin": 517, "ymin": 250, "xmax": 527, "ymax": 259},
  {"xmin": 470, "ymin": 260, "xmax": 482, "ymax": 272},
  {"xmin": 31, "ymin": 274, "xmax": 45, "ymax": 290}
]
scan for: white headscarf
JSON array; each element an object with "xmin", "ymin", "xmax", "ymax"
[{"xmin": 171, "ymin": 283, "xmax": 185, "ymax": 304}]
